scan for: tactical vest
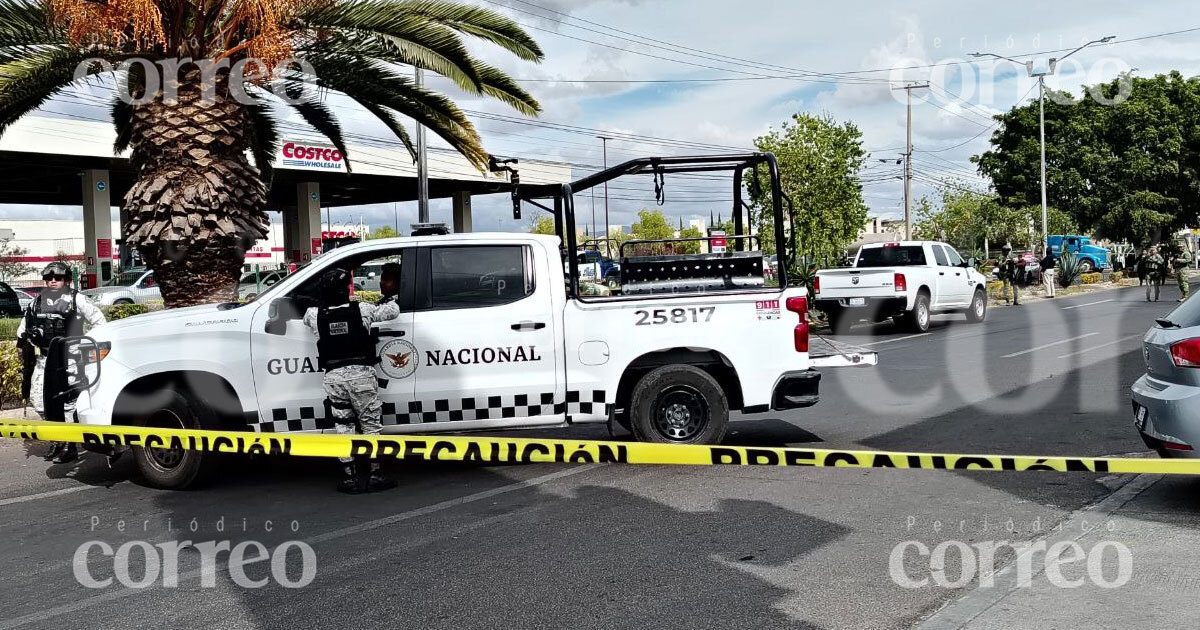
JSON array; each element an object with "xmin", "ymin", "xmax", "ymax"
[
  {"xmin": 24, "ymin": 289, "xmax": 84, "ymax": 352},
  {"xmin": 316, "ymin": 302, "xmax": 378, "ymax": 371}
]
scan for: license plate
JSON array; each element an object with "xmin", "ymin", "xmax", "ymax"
[
  {"xmin": 848, "ymin": 298, "xmax": 866, "ymax": 307},
  {"xmin": 1134, "ymin": 405, "xmax": 1147, "ymax": 431}
]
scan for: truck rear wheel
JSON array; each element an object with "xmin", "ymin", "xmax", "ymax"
[
  {"xmin": 905, "ymin": 293, "xmax": 931, "ymax": 332},
  {"xmin": 629, "ymin": 365, "xmax": 728, "ymax": 445},
  {"xmin": 129, "ymin": 389, "xmax": 216, "ymax": 490}
]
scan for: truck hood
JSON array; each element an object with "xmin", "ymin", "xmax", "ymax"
[
  {"xmin": 83, "ymin": 286, "xmax": 133, "ymax": 296},
  {"xmin": 91, "ymin": 302, "xmax": 251, "ymax": 338}
]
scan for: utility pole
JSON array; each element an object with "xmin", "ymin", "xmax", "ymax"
[
  {"xmin": 972, "ymin": 36, "xmax": 1113, "ymax": 252},
  {"xmin": 893, "ymin": 83, "xmax": 928, "ymax": 240},
  {"xmin": 598, "ymin": 135, "xmax": 611, "ymax": 244},
  {"xmin": 415, "ymin": 67, "xmax": 430, "ymax": 222},
  {"xmin": 590, "ymin": 187, "xmax": 596, "ymax": 241}
]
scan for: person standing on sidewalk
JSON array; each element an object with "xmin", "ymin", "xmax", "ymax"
[
  {"xmin": 1040, "ymin": 246, "xmax": 1057, "ymax": 298},
  {"xmin": 1000, "ymin": 244, "xmax": 1020, "ymax": 305},
  {"xmin": 1143, "ymin": 246, "xmax": 1165, "ymax": 302}
]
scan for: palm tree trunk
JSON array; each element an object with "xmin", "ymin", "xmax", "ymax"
[{"xmin": 123, "ymin": 67, "xmax": 269, "ymax": 307}]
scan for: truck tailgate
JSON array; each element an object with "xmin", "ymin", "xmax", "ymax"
[{"xmin": 816, "ymin": 268, "xmax": 897, "ymax": 298}]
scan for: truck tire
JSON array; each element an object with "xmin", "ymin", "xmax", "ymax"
[
  {"xmin": 629, "ymin": 364, "xmax": 729, "ymax": 445},
  {"xmin": 905, "ymin": 293, "xmax": 931, "ymax": 332},
  {"xmin": 1078, "ymin": 258, "xmax": 1094, "ymax": 273},
  {"xmin": 966, "ymin": 288, "xmax": 987, "ymax": 323},
  {"xmin": 129, "ymin": 389, "xmax": 217, "ymax": 490}
]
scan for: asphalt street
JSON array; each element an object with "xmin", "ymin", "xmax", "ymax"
[{"xmin": 1, "ymin": 281, "xmax": 1196, "ymax": 630}]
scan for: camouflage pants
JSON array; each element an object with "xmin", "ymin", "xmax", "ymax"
[
  {"xmin": 1146, "ymin": 277, "xmax": 1161, "ymax": 301},
  {"xmin": 322, "ymin": 365, "xmax": 383, "ymax": 464},
  {"xmin": 1179, "ymin": 269, "xmax": 1190, "ymax": 299},
  {"xmin": 27, "ymin": 355, "xmax": 79, "ymax": 418},
  {"xmin": 1002, "ymin": 278, "xmax": 1019, "ymax": 304}
]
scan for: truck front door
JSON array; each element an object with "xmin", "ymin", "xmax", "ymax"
[{"xmin": 408, "ymin": 244, "xmax": 564, "ymax": 429}]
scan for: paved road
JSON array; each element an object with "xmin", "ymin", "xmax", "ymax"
[{"xmin": 0, "ymin": 281, "xmax": 1193, "ymax": 630}]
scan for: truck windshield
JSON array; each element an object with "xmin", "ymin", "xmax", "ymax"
[{"xmin": 856, "ymin": 246, "xmax": 927, "ymax": 267}]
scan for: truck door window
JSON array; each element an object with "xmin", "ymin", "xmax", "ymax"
[
  {"xmin": 430, "ymin": 245, "xmax": 531, "ymax": 309},
  {"xmin": 944, "ymin": 247, "xmax": 964, "ymax": 266},
  {"xmin": 932, "ymin": 245, "xmax": 950, "ymax": 266}
]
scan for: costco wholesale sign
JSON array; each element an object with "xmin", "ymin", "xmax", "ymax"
[{"xmin": 279, "ymin": 141, "xmax": 347, "ymax": 172}]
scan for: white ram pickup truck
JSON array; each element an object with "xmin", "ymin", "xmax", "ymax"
[
  {"xmin": 62, "ymin": 153, "xmax": 876, "ymax": 488},
  {"xmin": 813, "ymin": 241, "xmax": 989, "ymax": 333}
]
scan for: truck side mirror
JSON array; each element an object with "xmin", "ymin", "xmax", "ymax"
[{"xmin": 265, "ymin": 297, "xmax": 302, "ymax": 335}]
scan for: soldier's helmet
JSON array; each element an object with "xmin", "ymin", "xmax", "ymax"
[
  {"xmin": 41, "ymin": 261, "xmax": 71, "ymax": 280},
  {"xmin": 318, "ymin": 268, "xmax": 352, "ymax": 306}
]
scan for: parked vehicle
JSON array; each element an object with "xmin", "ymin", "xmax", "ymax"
[
  {"xmin": 1047, "ymin": 235, "xmax": 1111, "ymax": 273},
  {"xmin": 83, "ymin": 269, "xmax": 160, "ymax": 305},
  {"xmin": 238, "ymin": 270, "xmax": 286, "ymax": 300},
  {"xmin": 66, "ymin": 153, "xmax": 877, "ymax": 489},
  {"xmin": 0, "ymin": 281, "xmax": 20, "ymax": 317},
  {"xmin": 814, "ymin": 241, "xmax": 989, "ymax": 333},
  {"xmin": 1132, "ymin": 297, "xmax": 1200, "ymax": 457},
  {"xmin": 576, "ymin": 240, "xmax": 621, "ymax": 289}
]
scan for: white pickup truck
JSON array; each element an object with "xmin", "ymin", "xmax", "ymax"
[
  {"xmin": 813, "ymin": 241, "xmax": 989, "ymax": 333},
  {"xmin": 62, "ymin": 154, "xmax": 876, "ymax": 488}
]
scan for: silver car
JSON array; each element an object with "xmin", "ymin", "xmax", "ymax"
[{"xmin": 1131, "ymin": 298, "xmax": 1200, "ymax": 457}]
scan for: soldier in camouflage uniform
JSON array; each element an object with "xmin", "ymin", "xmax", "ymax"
[
  {"xmin": 303, "ymin": 268, "xmax": 401, "ymax": 493},
  {"xmin": 1143, "ymin": 246, "xmax": 1165, "ymax": 302},
  {"xmin": 1174, "ymin": 245, "xmax": 1192, "ymax": 302},
  {"xmin": 1000, "ymin": 244, "xmax": 1020, "ymax": 305}
]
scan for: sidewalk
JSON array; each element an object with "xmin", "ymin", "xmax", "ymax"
[{"xmin": 917, "ymin": 473, "xmax": 1200, "ymax": 629}]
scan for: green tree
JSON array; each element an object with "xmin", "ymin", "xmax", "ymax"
[
  {"xmin": 0, "ymin": 240, "xmax": 33, "ymax": 282},
  {"xmin": 0, "ymin": 0, "xmax": 543, "ymax": 306},
  {"xmin": 976, "ymin": 72, "xmax": 1200, "ymax": 245},
  {"xmin": 630, "ymin": 208, "xmax": 674, "ymax": 240},
  {"xmin": 369, "ymin": 225, "xmax": 400, "ymax": 240},
  {"xmin": 677, "ymin": 225, "xmax": 703, "ymax": 254},
  {"xmin": 528, "ymin": 215, "xmax": 556, "ymax": 236},
  {"xmin": 748, "ymin": 112, "xmax": 869, "ymax": 268}
]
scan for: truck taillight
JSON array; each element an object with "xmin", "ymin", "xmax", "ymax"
[
  {"xmin": 813, "ymin": 276, "xmax": 820, "ymax": 294},
  {"xmin": 1170, "ymin": 338, "xmax": 1200, "ymax": 368},
  {"xmin": 894, "ymin": 273, "xmax": 906, "ymax": 293},
  {"xmin": 786, "ymin": 296, "xmax": 809, "ymax": 353}
]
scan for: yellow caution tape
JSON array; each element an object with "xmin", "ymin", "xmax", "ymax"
[{"xmin": 2, "ymin": 419, "xmax": 1199, "ymax": 475}]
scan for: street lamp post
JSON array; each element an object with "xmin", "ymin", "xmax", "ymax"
[{"xmin": 971, "ymin": 36, "xmax": 1114, "ymax": 252}]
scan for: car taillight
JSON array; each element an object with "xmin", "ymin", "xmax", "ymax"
[
  {"xmin": 813, "ymin": 276, "xmax": 820, "ymax": 294},
  {"xmin": 786, "ymin": 296, "xmax": 809, "ymax": 353},
  {"xmin": 894, "ymin": 273, "xmax": 906, "ymax": 293},
  {"xmin": 1170, "ymin": 338, "xmax": 1200, "ymax": 368}
]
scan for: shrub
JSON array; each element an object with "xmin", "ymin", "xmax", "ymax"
[
  {"xmin": 1110, "ymin": 271, "xmax": 1124, "ymax": 283},
  {"xmin": 0, "ymin": 318, "xmax": 19, "ymax": 342},
  {"xmin": 354, "ymin": 291, "xmax": 382, "ymax": 304},
  {"xmin": 1057, "ymin": 251, "xmax": 1082, "ymax": 288},
  {"xmin": 986, "ymin": 280, "xmax": 1005, "ymax": 300},
  {"xmin": 100, "ymin": 303, "xmax": 148, "ymax": 321},
  {"xmin": 0, "ymin": 341, "xmax": 22, "ymax": 408},
  {"xmin": 1080, "ymin": 272, "xmax": 1102, "ymax": 285}
]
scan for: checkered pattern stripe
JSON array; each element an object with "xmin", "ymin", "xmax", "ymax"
[{"xmin": 253, "ymin": 390, "xmax": 611, "ymax": 433}]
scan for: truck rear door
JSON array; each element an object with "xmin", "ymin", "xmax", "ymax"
[{"xmin": 408, "ymin": 243, "xmax": 565, "ymax": 428}]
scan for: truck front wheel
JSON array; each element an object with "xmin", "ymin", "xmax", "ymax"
[
  {"xmin": 1078, "ymin": 259, "xmax": 1094, "ymax": 273},
  {"xmin": 129, "ymin": 389, "xmax": 216, "ymax": 490},
  {"xmin": 629, "ymin": 365, "xmax": 729, "ymax": 445}
]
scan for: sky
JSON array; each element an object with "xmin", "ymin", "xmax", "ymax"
[{"xmin": 3, "ymin": 0, "xmax": 1200, "ymax": 235}]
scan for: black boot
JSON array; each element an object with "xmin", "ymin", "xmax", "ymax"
[
  {"xmin": 51, "ymin": 443, "xmax": 78, "ymax": 464},
  {"xmin": 44, "ymin": 442, "xmax": 63, "ymax": 461},
  {"xmin": 364, "ymin": 461, "xmax": 397, "ymax": 493},
  {"xmin": 336, "ymin": 461, "xmax": 367, "ymax": 494}
]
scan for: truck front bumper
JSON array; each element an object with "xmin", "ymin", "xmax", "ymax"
[{"xmin": 771, "ymin": 370, "xmax": 820, "ymax": 410}]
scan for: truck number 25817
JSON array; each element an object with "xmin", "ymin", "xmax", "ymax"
[{"xmin": 634, "ymin": 307, "xmax": 716, "ymax": 326}]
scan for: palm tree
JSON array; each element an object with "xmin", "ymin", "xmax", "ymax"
[{"xmin": 0, "ymin": 0, "xmax": 543, "ymax": 306}]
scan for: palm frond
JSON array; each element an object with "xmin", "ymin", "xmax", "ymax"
[
  {"xmin": 299, "ymin": 54, "xmax": 488, "ymax": 169},
  {"xmin": 0, "ymin": 48, "xmax": 116, "ymax": 132},
  {"xmin": 392, "ymin": 0, "xmax": 543, "ymax": 62},
  {"xmin": 297, "ymin": 4, "xmax": 484, "ymax": 91},
  {"xmin": 279, "ymin": 87, "xmax": 353, "ymax": 173},
  {"xmin": 111, "ymin": 88, "xmax": 132, "ymax": 153},
  {"xmin": 0, "ymin": 0, "xmax": 63, "ymax": 49},
  {"xmin": 244, "ymin": 95, "xmax": 280, "ymax": 183},
  {"xmin": 357, "ymin": 99, "xmax": 416, "ymax": 162},
  {"xmin": 473, "ymin": 60, "xmax": 539, "ymax": 116}
]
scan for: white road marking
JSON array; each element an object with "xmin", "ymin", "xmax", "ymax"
[
  {"xmin": 1061, "ymin": 299, "xmax": 1114, "ymax": 310},
  {"xmin": 1002, "ymin": 332, "xmax": 1099, "ymax": 358},
  {"xmin": 0, "ymin": 465, "xmax": 599, "ymax": 629},
  {"xmin": 1057, "ymin": 334, "xmax": 1144, "ymax": 359},
  {"xmin": 859, "ymin": 333, "xmax": 932, "ymax": 347},
  {"xmin": 0, "ymin": 485, "xmax": 97, "ymax": 507}
]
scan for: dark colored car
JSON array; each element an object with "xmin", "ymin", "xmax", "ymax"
[{"xmin": 0, "ymin": 281, "xmax": 21, "ymax": 317}]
